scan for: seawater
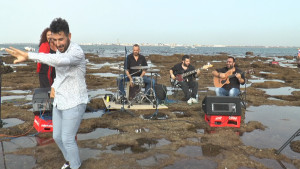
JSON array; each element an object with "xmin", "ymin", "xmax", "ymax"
[{"xmin": 0, "ymin": 43, "xmax": 298, "ymax": 57}]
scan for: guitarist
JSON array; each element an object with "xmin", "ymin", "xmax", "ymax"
[
  {"xmin": 170, "ymin": 55, "xmax": 201, "ymax": 105},
  {"xmin": 212, "ymin": 56, "xmax": 245, "ymax": 96}
]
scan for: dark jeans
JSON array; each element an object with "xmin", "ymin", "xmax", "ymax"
[
  {"xmin": 39, "ymin": 73, "xmax": 51, "ymax": 88},
  {"xmin": 118, "ymin": 75, "xmax": 155, "ymax": 96},
  {"xmin": 178, "ymin": 81, "xmax": 198, "ymax": 100}
]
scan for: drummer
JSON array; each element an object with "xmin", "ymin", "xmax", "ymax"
[{"xmin": 118, "ymin": 44, "xmax": 155, "ymax": 96}]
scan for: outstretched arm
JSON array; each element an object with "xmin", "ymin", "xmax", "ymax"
[{"xmin": 5, "ymin": 47, "xmax": 29, "ymax": 64}]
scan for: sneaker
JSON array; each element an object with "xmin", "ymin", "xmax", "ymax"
[
  {"xmin": 61, "ymin": 162, "xmax": 70, "ymax": 169},
  {"xmin": 187, "ymin": 98, "xmax": 193, "ymax": 105},
  {"xmin": 191, "ymin": 98, "xmax": 198, "ymax": 104}
]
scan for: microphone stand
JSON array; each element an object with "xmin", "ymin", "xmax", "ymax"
[
  {"xmin": 0, "ymin": 58, "xmax": 3, "ymax": 128},
  {"xmin": 119, "ymin": 47, "xmax": 134, "ymax": 117}
]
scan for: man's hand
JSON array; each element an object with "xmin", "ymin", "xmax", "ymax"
[
  {"xmin": 235, "ymin": 73, "xmax": 241, "ymax": 79},
  {"xmin": 196, "ymin": 69, "xmax": 201, "ymax": 77},
  {"xmin": 219, "ymin": 73, "xmax": 226, "ymax": 79},
  {"xmin": 129, "ymin": 78, "xmax": 134, "ymax": 87},
  {"xmin": 170, "ymin": 74, "xmax": 176, "ymax": 80},
  {"xmin": 50, "ymin": 88, "xmax": 55, "ymax": 98},
  {"xmin": 5, "ymin": 47, "xmax": 29, "ymax": 64}
]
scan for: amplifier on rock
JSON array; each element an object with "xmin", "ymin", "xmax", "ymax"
[{"xmin": 202, "ymin": 96, "xmax": 241, "ymax": 116}]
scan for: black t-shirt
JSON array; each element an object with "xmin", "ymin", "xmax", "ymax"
[
  {"xmin": 126, "ymin": 53, "xmax": 147, "ymax": 77},
  {"xmin": 216, "ymin": 67, "xmax": 245, "ymax": 90},
  {"xmin": 171, "ymin": 63, "xmax": 196, "ymax": 82}
]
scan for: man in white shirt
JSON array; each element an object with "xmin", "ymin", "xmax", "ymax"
[{"xmin": 6, "ymin": 18, "xmax": 87, "ymax": 169}]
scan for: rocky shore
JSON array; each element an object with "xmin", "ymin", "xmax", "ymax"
[{"xmin": 0, "ymin": 52, "xmax": 299, "ymax": 169}]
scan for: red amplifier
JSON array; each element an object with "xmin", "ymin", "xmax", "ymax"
[
  {"xmin": 205, "ymin": 114, "xmax": 241, "ymax": 128},
  {"xmin": 34, "ymin": 115, "xmax": 53, "ymax": 133}
]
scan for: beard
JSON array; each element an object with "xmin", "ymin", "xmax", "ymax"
[
  {"xmin": 227, "ymin": 64, "xmax": 234, "ymax": 69},
  {"xmin": 58, "ymin": 38, "xmax": 70, "ymax": 53}
]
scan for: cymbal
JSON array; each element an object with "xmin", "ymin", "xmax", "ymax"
[
  {"xmin": 110, "ymin": 66, "xmax": 124, "ymax": 71},
  {"xmin": 147, "ymin": 69, "xmax": 160, "ymax": 73},
  {"xmin": 130, "ymin": 66, "xmax": 149, "ymax": 69}
]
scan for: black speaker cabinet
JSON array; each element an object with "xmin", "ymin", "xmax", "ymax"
[
  {"xmin": 202, "ymin": 96, "xmax": 241, "ymax": 116},
  {"xmin": 32, "ymin": 88, "xmax": 53, "ymax": 115}
]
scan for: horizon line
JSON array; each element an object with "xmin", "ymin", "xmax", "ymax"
[{"xmin": 0, "ymin": 42, "xmax": 299, "ymax": 48}]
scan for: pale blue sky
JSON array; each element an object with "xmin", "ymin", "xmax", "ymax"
[{"xmin": 0, "ymin": 0, "xmax": 299, "ymax": 46}]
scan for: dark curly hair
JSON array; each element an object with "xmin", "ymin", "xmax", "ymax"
[
  {"xmin": 50, "ymin": 18, "xmax": 69, "ymax": 36},
  {"xmin": 39, "ymin": 27, "xmax": 50, "ymax": 47},
  {"xmin": 182, "ymin": 55, "xmax": 190, "ymax": 61}
]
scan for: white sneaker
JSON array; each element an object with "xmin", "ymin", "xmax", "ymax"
[
  {"xmin": 191, "ymin": 98, "xmax": 198, "ymax": 104},
  {"xmin": 61, "ymin": 162, "xmax": 70, "ymax": 169},
  {"xmin": 187, "ymin": 98, "xmax": 193, "ymax": 105}
]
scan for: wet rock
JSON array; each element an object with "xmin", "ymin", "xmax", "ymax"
[
  {"xmin": 1, "ymin": 66, "xmax": 14, "ymax": 74},
  {"xmin": 246, "ymin": 51, "xmax": 254, "ymax": 56},
  {"xmin": 290, "ymin": 140, "xmax": 300, "ymax": 153}
]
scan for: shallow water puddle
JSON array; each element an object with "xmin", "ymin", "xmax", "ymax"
[
  {"xmin": 87, "ymin": 62, "xmax": 111, "ymax": 69},
  {"xmin": 267, "ymin": 97, "xmax": 284, "ymax": 101},
  {"xmin": 105, "ymin": 144, "xmax": 133, "ymax": 154},
  {"xmin": 4, "ymin": 90, "xmax": 31, "ymax": 94},
  {"xmin": 79, "ymin": 148, "xmax": 102, "ymax": 161},
  {"xmin": 259, "ymin": 71, "xmax": 278, "ymax": 74},
  {"xmin": 177, "ymin": 143, "xmax": 223, "ymax": 158},
  {"xmin": 0, "ymin": 154, "xmax": 36, "ymax": 169},
  {"xmin": 279, "ymin": 63, "xmax": 298, "ymax": 68},
  {"xmin": 242, "ymin": 105, "xmax": 300, "ymax": 159},
  {"xmin": 108, "ymin": 138, "xmax": 171, "ymax": 154},
  {"xmin": 163, "ymin": 159, "xmax": 218, "ymax": 169},
  {"xmin": 88, "ymin": 88, "xmax": 114, "ymax": 99},
  {"xmin": 1, "ymin": 96, "xmax": 26, "ymax": 103},
  {"xmin": 259, "ymin": 87, "xmax": 300, "ymax": 95},
  {"xmin": 250, "ymin": 156, "xmax": 297, "ymax": 169},
  {"xmin": 136, "ymin": 154, "xmax": 169, "ymax": 167},
  {"xmin": 89, "ymin": 72, "xmax": 119, "ymax": 77},
  {"xmin": 248, "ymin": 76, "xmax": 285, "ymax": 84},
  {"xmin": 1, "ymin": 118, "xmax": 24, "ymax": 128},
  {"xmin": 82, "ymin": 110, "xmax": 105, "ymax": 119},
  {"xmin": 176, "ymin": 145, "xmax": 203, "ymax": 157},
  {"xmin": 141, "ymin": 138, "xmax": 171, "ymax": 149},
  {"xmin": 77, "ymin": 128, "xmax": 119, "ymax": 141}
]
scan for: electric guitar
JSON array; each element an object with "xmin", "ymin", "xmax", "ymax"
[
  {"xmin": 171, "ymin": 63, "xmax": 213, "ymax": 86},
  {"xmin": 213, "ymin": 68, "xmax": 254, "ymax": 88}
]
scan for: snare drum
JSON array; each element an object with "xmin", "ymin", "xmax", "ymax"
[{"xmin": 132, "ymin": 77, "xmax": 144, "ymax": 86}]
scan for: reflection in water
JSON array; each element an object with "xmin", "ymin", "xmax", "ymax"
[
  {"xmin": 79, "ymin": 148, "xmax": 102, "ymax": 161},
  {"xmin": 0, "ymin": 140, "xmax": 36, "ymax": 169},
  {"xmin": 90, "ymin": 73, "xmax": 119, "ymax": 77},
  {"xmin": 1, "ymin": 118, "xmax": 24, "ymax": 128},
  {"xmin": 88, "ymin": 88, "xmax": 114, "ymax": 99},
  {"xmin": 176, "ymin": 145, "xmax": 203, "ymax": 157},
  {"xmin": 250, "ymin": 156, "xmax": 297, "ymax": 169},
  {"xmin": 136, "ymin": 154, "xmax": 169, "ymax": 167},
  {"xmin": 242, "ymin": 105, "xmax": 300, "ymax": 159},
  {"xmin": 259, "ymin": 87, "xmax": 300, "ymax": 95},
  {"xmin": 82, "ymin": 110, "xmax": 105, "ymax": 119},
  {"xmin": 2, "ymin": 154, "xmax": 36, "ymax": 169},
  {"xmin": 164, "ymin": 159, "xmax": 218, "ymax": 169},
  {"xmin": 77, "ymin": 128, "xmax": 119, "ymax": 141}
]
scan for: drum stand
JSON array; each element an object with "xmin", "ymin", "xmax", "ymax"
[
  {"xmin": 132, "ymin": 72, "xmax": 157, "ymax": 108},
  {"xmin": 276, "ymin": 128, "xmax": 300, "ymax": 154}
]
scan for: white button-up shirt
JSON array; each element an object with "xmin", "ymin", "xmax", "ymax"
[{"xmin": 29, "ymin": 42, "xmax": 88, "ymax": 110}]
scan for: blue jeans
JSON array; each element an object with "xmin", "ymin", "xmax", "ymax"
[
  {"xmin": 117, "ymin": 76, "xmax": 155, "ymax": 96},
  {"xmin": 215, "ymin": 88, "xmax": 240, "ymax": 97},
  {"xmin": 53, "ymin": 104, "xmax": 86, "ymax": 169}
]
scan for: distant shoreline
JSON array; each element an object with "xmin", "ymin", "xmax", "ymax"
[{"xmin": 0, "ymin": 43, "xmax": 298, "ymax": 48}]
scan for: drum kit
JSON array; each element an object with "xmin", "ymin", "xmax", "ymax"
[{"xmin": 110, "ymin": 65, "xmax": 160, "ymax": 108}]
